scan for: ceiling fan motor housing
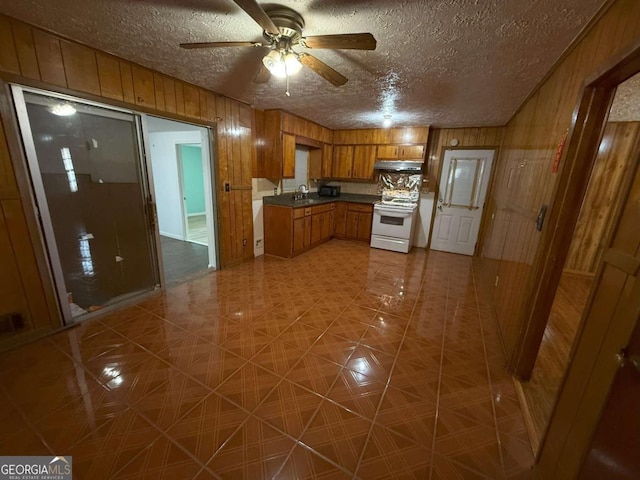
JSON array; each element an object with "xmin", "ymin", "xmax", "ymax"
[{"xmin": 263, "ymin": 7, "xmax": 305, "ymax": 42}]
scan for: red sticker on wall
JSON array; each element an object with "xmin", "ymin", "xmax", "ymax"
[{"xmin": 552, "ymin": 129, "xmax": 569, "ymax": 173}]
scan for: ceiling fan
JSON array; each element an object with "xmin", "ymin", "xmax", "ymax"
[{"xmin": 179, "ymin": 0, "xmax": 377, "ymax": 95}]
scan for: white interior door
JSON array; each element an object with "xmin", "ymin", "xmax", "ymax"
[{"xmin": 431, "ymin": 149, "xmax": 494, "ymax": 255}]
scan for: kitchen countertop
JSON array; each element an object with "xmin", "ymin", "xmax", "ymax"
[{"xmin": 263, "ymin": 193, "xmax": 381, "ymax": 208}]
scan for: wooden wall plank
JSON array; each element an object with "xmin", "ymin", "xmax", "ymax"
[
  {"xmin": 96, "ymin": 53, "xmax": 123, "ymax": 101},
  {"xmin": 0, "ymin": 118, "xmax": 18, "ymax": 199},
  {"xmin": 32, "ymin": 30, "xmax": 66, "ymax": 87},
  {"xmin": 183, "ymin": 84, "xmax": 200, "ymax": 119},
  {"xmin": 153, "ymin": 73, "xmax": 165, "ymax": 111},
  {"xmin": 131, "ymin": 65, "xmax": 156, "ymax": 108},
  {"xmin": 119, "ymin": 62, "xmax": 135, "ymax": 104},
  {"xmin": 11, "ymin": 21, "xmax": 40, "ymax": 80},
  {"xmin": 60, "ymin": 40, "xmax": 100, "ymax": 95},
  {"xmin": 163, "ymin": 77, "xmax": 176, "ymax": 114},
  {"xmin": 2, "ymin": 199, "xmax": 53, "ymax": 330},
  {"xmin": 0, "ymin": 16, "xmax": 20, "ymax": 74},
  {"xmin": 175, "ymin": 81, "xmax": 185, "ymax": 116}
]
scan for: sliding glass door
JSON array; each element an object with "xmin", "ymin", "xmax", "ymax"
[{"xmin": 13, "ymin": 87, "xmax": 159, "ymax": 324}]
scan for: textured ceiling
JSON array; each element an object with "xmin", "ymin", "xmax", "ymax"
[
  {"xmin": 0, "ymin": 0, "xmax": 608, "ymax": 129},
  {"xmin": 609, "ymin": 72, "xmax": 640, "ymax": 122}
]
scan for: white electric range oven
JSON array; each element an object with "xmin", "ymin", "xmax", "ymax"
[{"xmin": 370, "ymin": 202, "xmax": 419, "ymax": 253}]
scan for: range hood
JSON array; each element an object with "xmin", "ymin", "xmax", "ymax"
[{"xmin": 373, "ymin": 160, "xmax": 424, "ymax": 172}]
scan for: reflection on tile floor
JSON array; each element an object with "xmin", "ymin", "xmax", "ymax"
[{"xmin": 0, "ymin": 240, "xmax": 534, "ymax": 479}]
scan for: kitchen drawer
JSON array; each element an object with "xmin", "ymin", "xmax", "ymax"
[
  {"xmin": 347, "ymin": 203, "xmax": 374, "ymax": 213},
  {"xmin": 311, "ymin": 204, "xmax": 333, "ymax": 214},
  {"xmin": 293, "ymin": 208, "xmax": 305, "ymax": 219},
  {"xmin": 304, "ymin": 207, "xmax": 312, "ymax": 216}
]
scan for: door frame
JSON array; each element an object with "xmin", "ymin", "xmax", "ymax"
[
  {"xmin": 428, "ymin": 147, "xmax": 497, "ymax": 254},
  {"xmin": 176, "ymin": 144, "xmax": 189, "ymax": 242},
  {"xmin": 9, "ymin": 84, "xmax": 161, "ymax": 325},
  {"xmin": 511, "ymin": 36, "xmax": 640, "ymax": 380},
  {"xmin": 514, "ymin": 37, "xmax": 640, "ymax": 477}
]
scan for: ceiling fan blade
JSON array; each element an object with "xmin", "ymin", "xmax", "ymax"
[
  {"xmin": 180, "ymin": 41, "xmax": 265, "ymax": 49},
  {"xmin": 299, "ymin": 54, "xmax": 348, "ymax": 87},
  {"xmin": 254, "ymin": 63, "xmax": 271, "ymax": 84},
  {"xmin": 233, "ymin": 0, "xmax": 280, "ymax": 36},
  {"xmin": 302, "ymin": 33, "xmax": 376, "ymax": 50}
]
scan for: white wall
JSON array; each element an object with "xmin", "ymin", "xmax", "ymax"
[{"xmin": 149, "ymin": 131, "xmax": 201, "ymax": 240}]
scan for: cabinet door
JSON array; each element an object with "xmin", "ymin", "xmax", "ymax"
[
  {"xmin": 329, "ymin": 210, "xmax": 335, "ymax": 236},
  {"xmin": 322, "ymin": 144, "xmax": 333, "ymax": 178},
  {"xmin": 357, "ymin": 212, "xmax": 373, "ymax": 241},
  {"xmin": 308, "ymin": 148, "xmax": 322, "ymax": 179},
  {"xmin": 346, "ymin": 211, "xmax": 359, "ymax": 239},
  {"xmin": 293, "ymin": 217, "xmax": 305, "ymax": 253},
  {"xmin": 332, "ymin": 146, "xmax": 354, "ymax": 179},
  {"xmin": 335, "ymin": 203, "xmax": 348, "ymax": 237},
  {"xmin": 352, "ymin": 145, "xmax": 376, "ymax": 180},
  {"xmin": 304, "ymin": 216, "xmax": 312, "ymax": 247},
  {"xmin": 377, "ymin": 145, "xmax": 399, "ymax": 159},
  {"xmin": 311, "ymin": 214, "xmax": 323, "ymax": 244},
  {"xmin": 399, "ymin": 145, "xmax": 425, "ymax": 159},
  {"xmin": 320, "ymin": 211, "xmax": 331, "ymax": 240},
  {"xmin": 282, "ymin": 133, "xmax": 296, "ymax": 178}
]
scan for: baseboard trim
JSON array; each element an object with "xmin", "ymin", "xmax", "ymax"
[
  {"xmin": 514, "ymin": 378, "xmax": 541, "ymax": 456},
  {"xmin": 160, "ymin": 232, "xmax": 184, "ymax": 241}
]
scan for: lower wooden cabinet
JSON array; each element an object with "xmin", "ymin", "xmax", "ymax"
[
  {"xmin": 264, "ymin": 201, "xmax": 372, "ymax": 258},
  {"xmin": 335, "ymin": 202, "xmax": 373, "ymax": 242}
]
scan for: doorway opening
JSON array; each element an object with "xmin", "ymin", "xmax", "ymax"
[
  {"xmin": 517, "ymin": 71, "xmax": 640, "ymax": 451},
  {"xmin": 146, "ymin": 116, "xmax": 217, "ymax": 285}
]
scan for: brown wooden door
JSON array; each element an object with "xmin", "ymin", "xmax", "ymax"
[
  {"xmin": 335, "ymin": 203, "xmax": 347, "ymax": 237},
  {"xmin": 282, "ymin": 133, "xmax": 296, "ymax": 178},
  {"xmin": 329, "ymin": 210, "xmax": 335, "ymax": 236},
  {"xmin": 332, "ymin": 146, "xmax": 354, "ymax": 179},
  {"xmin": 377, "ymin": 145, "xmax": 399, "ymax": 159},
  {"xmin": 352, "ymin": 145, "xmax": 376, "ymax": 180},
  {"xmin": 304, "ymin": 216, "xmax": 312, "ymax": 248},
  {"xmin": 399, "ymin": 145, "xmax": 425, "ymax": 159}
]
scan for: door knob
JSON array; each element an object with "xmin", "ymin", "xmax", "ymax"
[{"xmin": 616, "ymin": 351, "xmax": 640, "ymax": 374}]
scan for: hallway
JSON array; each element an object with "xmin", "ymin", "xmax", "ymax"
[{"xmin": 0, "ymin": 241, "xmax": 533, "ymax": 479}]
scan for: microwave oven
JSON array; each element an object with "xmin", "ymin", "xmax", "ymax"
[{"xmin": 318, "ymin": 185, "xmax": 341, "ymax": 197}]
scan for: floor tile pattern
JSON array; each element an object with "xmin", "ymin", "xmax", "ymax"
[{"xmin": 0, "ymin": 240, "xmax": 534, "ymax": 478}]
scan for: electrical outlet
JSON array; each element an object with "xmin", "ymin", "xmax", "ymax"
[
  {"xmin": 242, "ymin": 239, "xmax": 247, "ymax": 246},
  {"xmin": 255, "ymin": 238, "xmax": 263, "ymax": 248}
]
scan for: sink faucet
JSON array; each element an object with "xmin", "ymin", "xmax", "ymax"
[{"xmin": 299, "ymin": 184, "xmax": 308, "ymax": 199}]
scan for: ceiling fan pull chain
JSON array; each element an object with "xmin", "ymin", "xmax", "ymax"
[{"xmin": 285, "ymin": 57, "xmax": 291, "ymax": 96}]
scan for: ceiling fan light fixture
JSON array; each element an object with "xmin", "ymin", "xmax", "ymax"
[{"xmin": 262, "ymin": 50, "xmax": 302, "ymax": 78}]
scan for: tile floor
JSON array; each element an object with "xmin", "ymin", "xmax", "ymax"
[{"xmin": 0, "ymin": 240, "xmax": 534, "ymax": 479}]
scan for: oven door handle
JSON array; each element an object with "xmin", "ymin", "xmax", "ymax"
[{"xmin": 374, "ymin": 207, "xmax": 414, "ymax": 217}]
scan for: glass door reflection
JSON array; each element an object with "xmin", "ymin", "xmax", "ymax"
[{"xmin": 14, "ymin": 88, "xmax": 159, "ymax": 323}]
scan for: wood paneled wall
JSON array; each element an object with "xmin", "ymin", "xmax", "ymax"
[
  {"xmin": 565, "ymin": 121, "xmax": 640, "ymax": 274},
  {"xmin": 478, "ymin": 0, "xmax": 640, "ymax": 365},
  {"xmin": 425, "ymin": 127, "xmax": 503, "ymax": 190},
  {"xmin": 0, "ymin": 14, "xmax": 255, "ymax": 339}
]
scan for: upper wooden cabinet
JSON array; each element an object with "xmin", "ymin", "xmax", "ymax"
[
  {"xmin": 256, "ymin": 109, "xmax": 333, "ymax": 179},
  {"xmin": 332, "ymin": 146, "xmax": 354, "ymax": 179},
  {"xmin": 376, "ymin": 144, "xmax": 425, "ymax": 160},
  {"xmin": 282, "ymin": 133, "xmax": 296, "ymax": 178},
  {"xmin": 352, "ymin": 145, "xmax": 376, "ymax": 180},
  {"xmin": 321, "ymin": 143, "xmax": 333, "ymax": 178}
]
